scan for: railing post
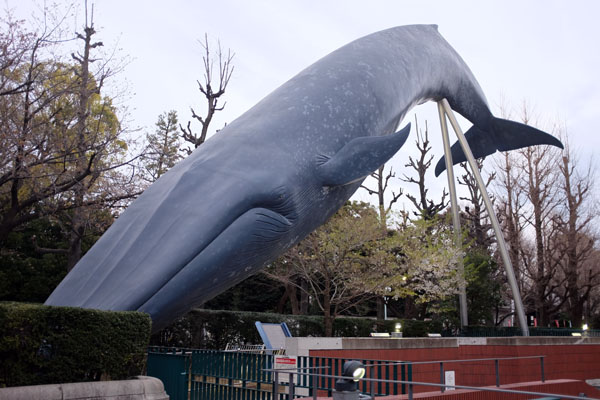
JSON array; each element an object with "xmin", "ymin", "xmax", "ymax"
[
  {"xmin": 312, "ymin": 370, "xmax": 318, "ymax": 400},
  {"xmin": 289, "ymin": 372, "xmax": 295, "ymax": 400},
  {"xmin": 495, "ymin": 359, "xmax": 500, "ymax": 387},
  {"xmin": 273, "ymin": 371, "xmax": 279, "ymax": 400},
  {"xmin": 408, "ymin": 383, "xmax": 413, "ymax": 400},
  {"xmin": 440, "ymin": 362, "xmax": 445, "ymax": 393},
  {"xmin": 370, "ymin": 363, "xmax": 375, "ymax": 398},
  {"xmin": 540, "ymin": 356, "xmax": 545, "ymax": 382}
]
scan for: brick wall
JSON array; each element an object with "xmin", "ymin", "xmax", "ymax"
[{"xmin": 308, "ymin": 337, "xmax": 600, "ymax": 394}]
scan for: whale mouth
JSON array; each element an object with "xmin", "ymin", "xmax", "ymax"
[{"xmin": 136, "ymin": 207, "xmax": 293, "ymax": 330}]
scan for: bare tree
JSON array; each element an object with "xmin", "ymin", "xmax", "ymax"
[
  {"xmin": 493, "ymin": 151, "xmax": 530, "ymax": 322},
  {"xmin": 518, "ymin": 138, "xmax": 561, "ymax": 325},
  {"xmin": 361, "ymin": 164, "xmax": 403, "ymax": 231},
  {"xmin": 552, "ymin": 142, "xmax": 599, "ymax": 326},
  {"xmin": 0, "ymin": 4, "xmax": 142, "ymax": 270},
  {"xmin": 180, "ymin": 34, "xmax": 234, "ymax": 154},
  {"xmin": 65, "ymin": 7, "xmax": 107, "ymax": 269},
  {"xmin": 401, "ymin": 117, "xmax": 448, "ymax": 220},
  {"xmin": 0, "ymin": 11, "xmax": 73, "ymax": 241},
  {"xmin": 458, "ymin": 158, "xmax": 496, "ymax": 250}
]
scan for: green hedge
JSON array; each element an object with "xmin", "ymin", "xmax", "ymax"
[
  {"xmin": 150, "ymin": 309, "xmax": 443, "ymax": 349},
  {"xmin": 0, "ymin": 302, "xmax": 152, "ymax": 387},
  {"xmin": 461, "ymin": 325, "xmax": 600, "ymax": 337}
]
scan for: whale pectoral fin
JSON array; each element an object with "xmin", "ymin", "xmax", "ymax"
[
  {"xmin": 434, "ymin": 117, "xmax": 564, "ymax": 176},
  {"xmin": 318, "ymin": 123, "xmax": 411, "ymax": 186}
]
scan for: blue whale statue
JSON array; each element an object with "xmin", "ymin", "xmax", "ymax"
[{"xmin": 46, "ymin": 25, "xmax": 562, "ymax": 331}]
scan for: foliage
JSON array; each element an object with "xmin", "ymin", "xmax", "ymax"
[
  {"xmin": 461, "ymin": 325, "xmax": 598, "ymax": 337},
  {"xmin": 142, "ymin": 110, "xmax": 183, "ymax": 182},
  {"xmin": 0, "ymin": 8, "xmax": 141, "ymax": 272},
  {"xmin": 388, "ymin": 216, "xmax": 462, "ymax": 308},
  {"xmin": 464, "ymin": 251, "xmax": 502, "ymax": 325},
  {"xmin": 204, "ymin": 273, "xmax": 285, "ymax": 312},
  {"xmin": 150, "ymin": 308, "xmax": 443, "ymax": 348},
  {"xmin": 0, "ymin": 219, "xmax": 68, "ymax": 302},
  {"xmin": 0, "ymin": 302, "xmax": 151, "ymax": 387},
  {"xmin": 265, "ymin": 202, "xmax": 393, "ymax": 336}
]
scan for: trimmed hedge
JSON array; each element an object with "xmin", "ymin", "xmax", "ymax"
[
  {"xmin": 150, "ymin": 309, "xmax": 443, "ymax": 348},
  {"xmin": 0, "ymin": 302, "xmax": 152, "ymax": 387},
  {"xmin": 461, "ymin": 325, "xmax": 600, "ymax": 337}
]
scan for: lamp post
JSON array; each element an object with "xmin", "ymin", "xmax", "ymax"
[
  {"xmin": 333, "ymin": 361, "xmax": 367, "ymax": 400},
  {"xmin": 392, "ymin": 322, "xmax": 403, "ymax": 338}
]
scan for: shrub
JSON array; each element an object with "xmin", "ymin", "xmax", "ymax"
[
  {"xmin": 0, "ymin": 302, "xmax": 151, "ymax": 387},
  {"xmin": 150, "ymin": 309, "xmax": 443, "ymax": 348}
]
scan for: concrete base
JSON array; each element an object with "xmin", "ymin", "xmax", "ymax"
[
  {"xmin": 286, "ymin": 335, "xmax": 600, "ymax": 353},
  {"xmin": 286, "ymin": 337, "xmax": 343, "ymax": 357},
  {"xmin": 0, "ymin": 376, "xmax": 169, "ymax": 400}
]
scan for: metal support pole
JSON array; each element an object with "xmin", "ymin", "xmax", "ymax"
[
  {"xmin": 439, "ymin": 98, "xmax": 529, "ymax": 337},
  {"xmin": 440, "ymin": 362, "xmax": 445, "ymax": 393},
  {"xmin": 438, "ymin": 102, "xmax": 468, "ymax": 328},
  {"xmin": 495, "ymin": 359, "xmax": 500, "ymax": 387},
  {"xmin": 540, "ymin": 357, "xmax": 545, "ymax": 382},
  {"xmin": 289, "ymin": 372, "xmax": 295, "ymax": 399}
]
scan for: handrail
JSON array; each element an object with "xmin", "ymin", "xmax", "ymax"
[
  {"xmin": 263, "ymin": 368, "xmax": 598, "ymax": 400},
  {"xmin": 389, "ymin": 355, "xmax": 545, "ymax": 365},
  {"xmin": 349, "ymin": 355, "xmax": 546, "ymax": 392}
]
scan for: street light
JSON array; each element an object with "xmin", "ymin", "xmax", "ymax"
[
  {"xmin": 392, "ymin": 322, "xmax": 403, "ymax": 338},
  {"xmin": 335, "ymin": 361, "xmax": 366, "ymax": 392}
]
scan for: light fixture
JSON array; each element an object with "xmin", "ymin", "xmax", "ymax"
[
  {"xmin": 335, "ymin": 360, "xmax": 366, "ymax": 392},
  {"xmin": 394, "ymin": 322, "xmax": 402, "ymax": 333},
  {"xmin": 583, "ymin": 323, "xmax": 589, "ymax": 331}
]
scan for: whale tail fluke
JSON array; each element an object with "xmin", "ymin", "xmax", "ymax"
[{"xmin": 434, "ymin": 116, "xmax": 563, "ymax": 176}]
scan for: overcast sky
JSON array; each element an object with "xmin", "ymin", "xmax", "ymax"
[{"xmin": 7, "ymin": 0, "xmax": 600, "ymax": 212}]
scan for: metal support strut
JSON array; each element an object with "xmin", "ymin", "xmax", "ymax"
[
  {"xmin": 437, "ymin": 98, "xmax": 529, "ymax": 337},
  {"xmin": 438, "ymin": 102, "xmax": 468, "ymax": 328}
]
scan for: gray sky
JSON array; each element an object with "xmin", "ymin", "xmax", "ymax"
[{"xmin": 8, "ymin": 0, "xmax": 600, "ymax": 212}]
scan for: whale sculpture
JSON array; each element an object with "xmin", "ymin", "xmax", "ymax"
[{"xmin": 46, "ymin": 25, "xmax": 562, "ymax": 331}]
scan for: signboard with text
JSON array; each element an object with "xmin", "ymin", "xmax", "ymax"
[{"xmin": 274, "ymin": 355, "xmax": 298, "ymax": 384}]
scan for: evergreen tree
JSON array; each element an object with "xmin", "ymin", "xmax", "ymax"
[{"xmin": 142, "ymin": 111, "xmax": 182, "ymax": 182}]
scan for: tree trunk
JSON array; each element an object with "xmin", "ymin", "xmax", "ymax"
[
  {"xmin": 376, "ymin": 297, "xmax": 385, "ymax": 321},
  {"xmin": 324, "ymin": 280, "xmax": 333, "ymax": 336},
  {"xmin": 300, "ymin": 279, "xmax": 309, "ymax": 314},
  {"xmin": 403, "ymin": 296, "xmax": 417, "ymax": 319},
  {"xmin": 288, "ymin": 283, "xmax": 300, "ymax": 315},
  {"xmin": 66, "ymin": 213, "xmax": 84, "ymax": 271}
]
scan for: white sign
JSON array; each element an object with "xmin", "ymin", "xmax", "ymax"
[
  {"xmin": 444, "ymin": 370, "xmax": 455, "ymax": 391},
  {"xmin": 274, "ymin": 355, "xmax": 298, "ymax": 384}
]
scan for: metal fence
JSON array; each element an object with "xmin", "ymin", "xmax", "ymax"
[
  {"xmin": 146, "ymin": 347, "xmax": 191, "ymax": 400},
  {"xmin": 146, "ymin": 347, "xmax": 564, "ymax": 400},
  {"xmin": 263, "ymin": 370, "xmax": 595, "ymax": 400},
  {"xmin": 146, "ymin": 347, "xmax": 412, "ymax": 400}
]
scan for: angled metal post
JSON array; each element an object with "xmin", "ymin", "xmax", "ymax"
[
  {"xmin": 439, "ymin": 98, "xmax": 529, "ymax": 336},
  {"xmin": 437, "ymin": 102, "xmax": 469, "ymax": 328}
]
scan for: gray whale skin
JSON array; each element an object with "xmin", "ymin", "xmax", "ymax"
[{"xmin": 46, "ymin": 25, "xmax": 562, "ymax": 331}]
